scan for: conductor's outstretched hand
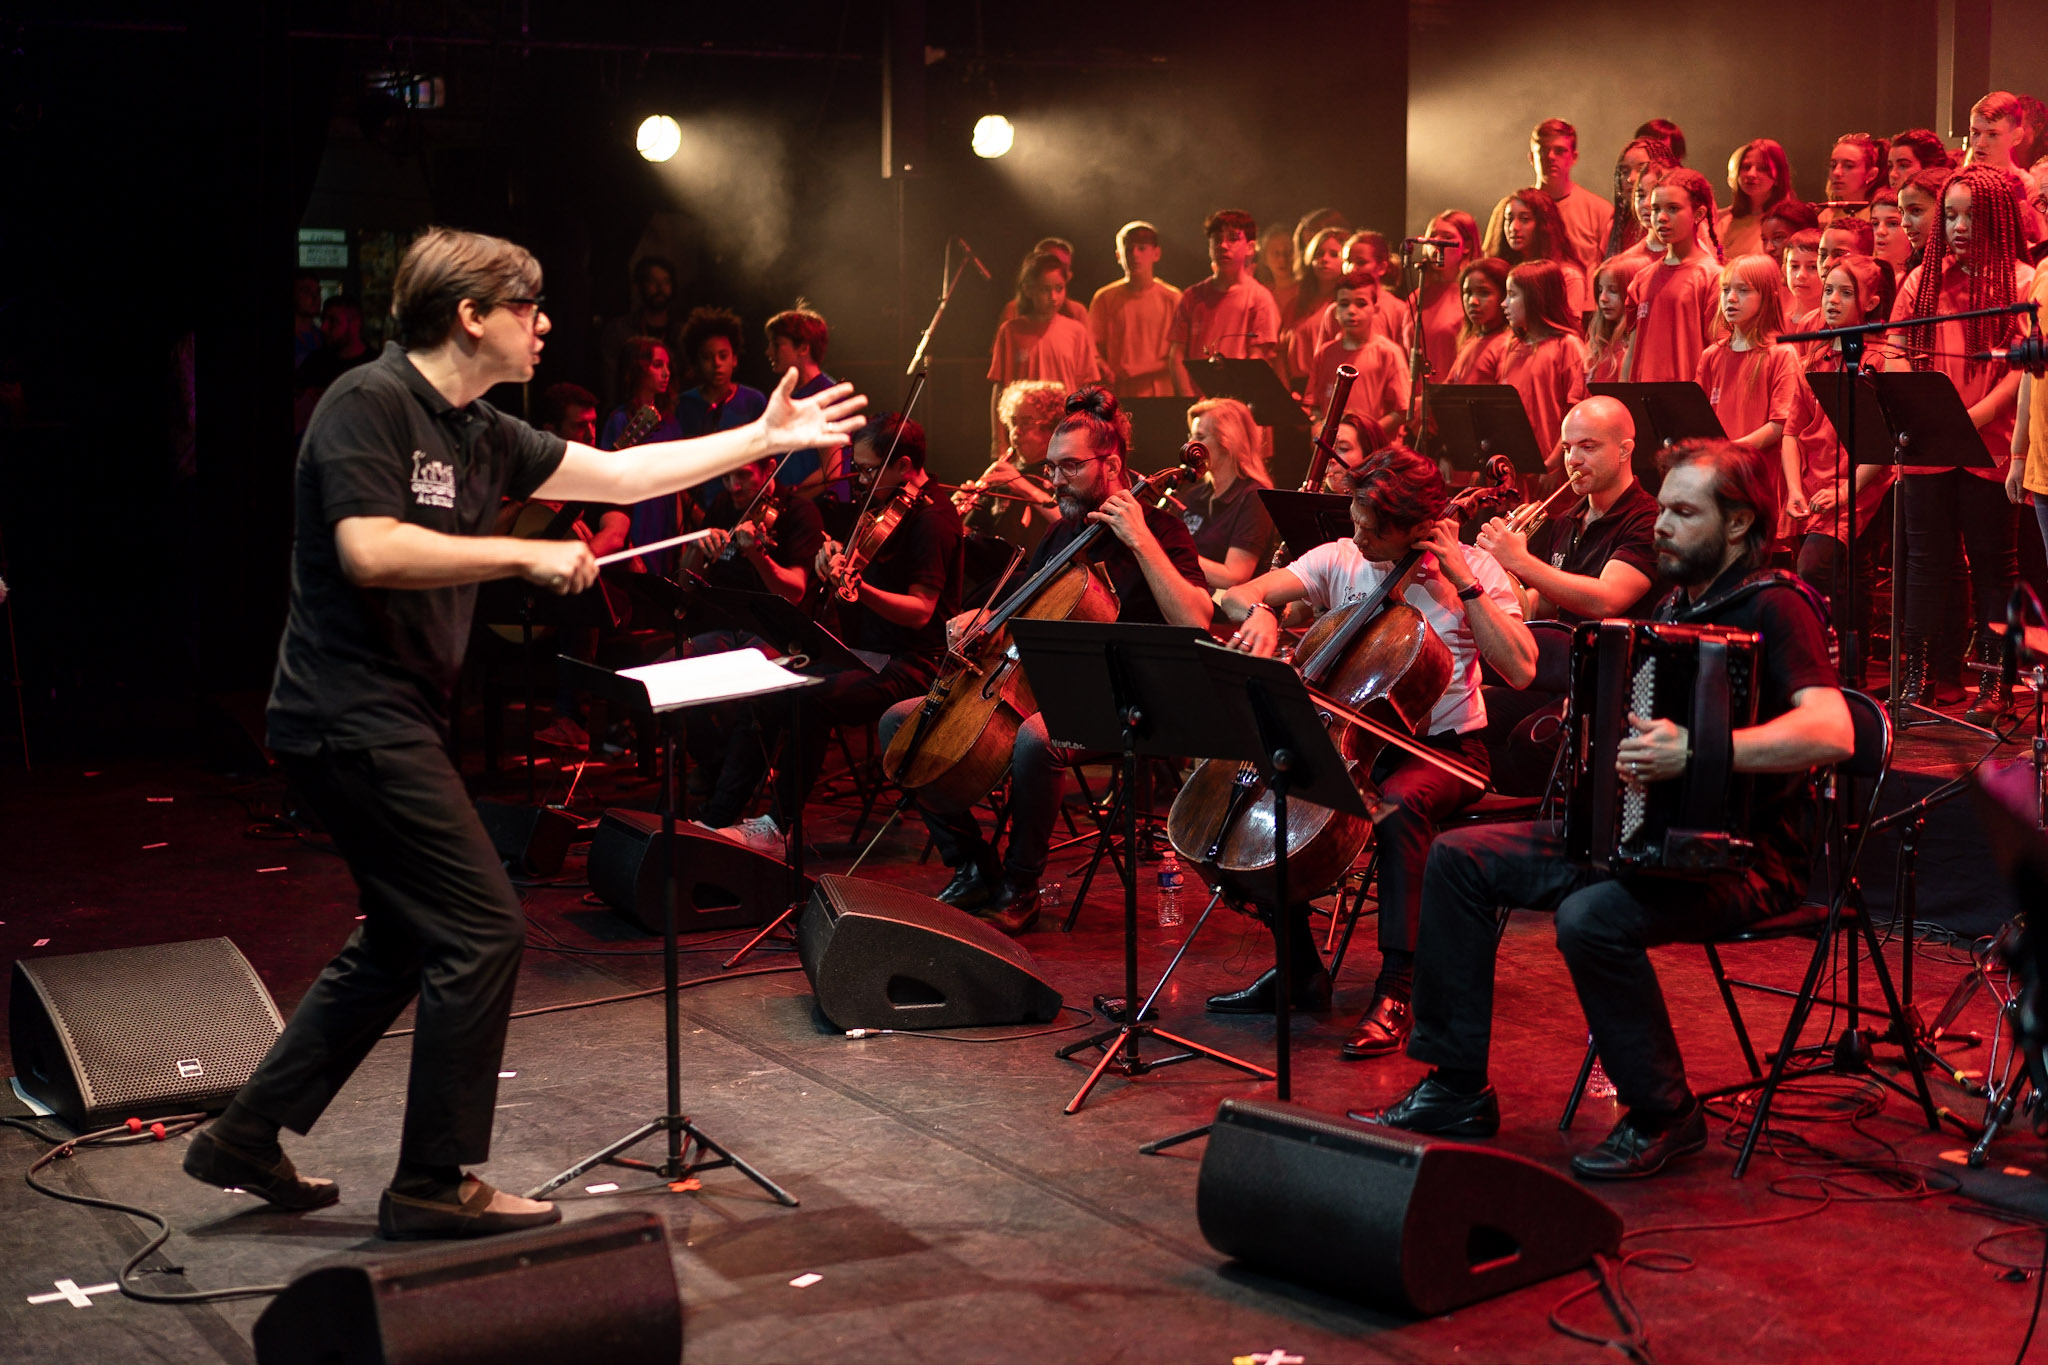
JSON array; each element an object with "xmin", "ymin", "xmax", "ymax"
[{"xmin": 762, "ymin": 368, "xmax": 867, "ymax": 454}]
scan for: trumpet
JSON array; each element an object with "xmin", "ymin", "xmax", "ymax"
[{"xmin": 1500, "ymin": 474, "xmax": 1589, "ymax": 537}]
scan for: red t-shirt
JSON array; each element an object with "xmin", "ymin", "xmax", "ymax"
[
  {"xmin": 1889, "ymin": 259, "xmax": 2035, "ymax": 478},
  {"xmin": 1310, "ymin": 333, "xmax": 1410, "ymax": 425},
  {"xmin": 988, "ymin": 313, "xmax": 1099, "ymax": 389},
  {"xmin": 1498, "ymin": 332, "xmax": 1590, "ymax": 466},
  {"xmin": 1446, "ymin": 329, "xmax": 1510, "ymax": 384},
  {"xmin": 1625, "ymin": 254, "xmax": 1723, "ymax": 383}
]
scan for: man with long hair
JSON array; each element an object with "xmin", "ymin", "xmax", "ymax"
[{"xmin": 1360, "ymin": 440, "xmax": 1851, "ymax": 1182}]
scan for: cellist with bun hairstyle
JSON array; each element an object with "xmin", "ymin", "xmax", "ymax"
[{"xmin": 877, "ymin": 386, "xmax": 1211, "ymax": 936}]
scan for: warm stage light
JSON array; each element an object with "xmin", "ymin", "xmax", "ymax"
[
  {"xmin": 637, "ymin": 115, "xmax": 681, "ymax": 163},
  {"xmin": 972, "ymin": 115, "xmax": 1014, "ymax": 159}
]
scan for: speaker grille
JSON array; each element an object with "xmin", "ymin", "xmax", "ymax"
[{"xmin": 14, "ymin": 938, "xmax": 283, "ymax": 1126}]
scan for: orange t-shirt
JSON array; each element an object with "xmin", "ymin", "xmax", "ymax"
[
  {"xmin": 1088, "ymin": 278, "xmax": 1182, "ymax": 398},
  {"xmin": 1783, "ymin": 346, "xmax": 1898, "ymax": 541},
  {"xmin": 988, "ymin": 313, "xmax": 1099, "ymax": 390}
]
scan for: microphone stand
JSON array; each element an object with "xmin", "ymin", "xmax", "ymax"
[{"xmin": 1398, "ymin": 239, "xmax": 1438, "ymax": 448}]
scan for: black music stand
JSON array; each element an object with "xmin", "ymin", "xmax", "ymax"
[
  {"xmin": 1258, "ymin": 490, "xmax": 1354, "ymax": 555},
  {"xmin": 527, "ymin": 652, "xmax": 817, "ymax": 1205},
  {"xmin": 1122, "ymin": 396, "xmax": 1201, "ymax": 469},
  {"xmin": 690, "ymin": 581, "xmax": 884, "ymax": 675},
  {"xmin": 1589, "ymin": 381, "xmax": 1727, "ymax": 487},
  {"xmin": 1008, "ymin": 621, "xmax": 1365, "ymax": 1123},
  {"xmin": 1429, "ymin": 383, "xmax": 1549, "ymax": 475},
  {"xmin": 683, "ymin": 583, "xmax": 871, "ymax": 965},
  {"xmin": 1190, "ymin": 356, "xmax": 1303, "ymax": 429},
  {"xmin": 1867, "ymin": 370, "xmax": 1999, "ymax": 738}
]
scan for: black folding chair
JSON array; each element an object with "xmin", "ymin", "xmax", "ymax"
[{"xmin": 1560, "ymin": 688, "xmax": 1941, "ymax": 1177}]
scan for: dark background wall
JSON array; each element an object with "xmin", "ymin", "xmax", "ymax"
[{"xmin": 0, "ymin": 0, "xmax": 2032, "ymax": 758}]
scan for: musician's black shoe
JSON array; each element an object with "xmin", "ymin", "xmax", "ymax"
[
  {"xmin": 1340, "ymin": 993, "xmax": 1412, "ymax": 1059},
  {"xmin": 1204, "ymin": 966, "xmax": 1334, "ymax": 1015},
  {"xmin": 1349, "ymin": 1075, "xmax": 1499, "ymax": 1137},
  {"xmin": 985, "ymin": 879, "xmax": 1040, "ymax": 935},
  {"xmin": 937, "ymin": 856, "xmax": 1000, "ymax": 910},
  {"xmin": 1569, "ymin": 1099, "xmax": 1708, "ymax": 1181}
]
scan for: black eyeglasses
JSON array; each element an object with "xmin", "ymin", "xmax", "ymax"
[
  {"xmin": 1034, "ymin": 455, "xmax": 1106, "ymax": 480},
  {"xmin": 505, "ymin": 296, "xmax": 546, "ymax": 309}
]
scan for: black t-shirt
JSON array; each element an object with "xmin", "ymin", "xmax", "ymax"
[
  {"xmin": 696, "ymin": 487, "xmax": 827, "ymax": 593},
  {"xmin": 840, "ymin": 490, "xmax": 962, "ymax": 660},
  {"xmin": 1025, "ymin": 501, "xmax": 1207, "ymax": 625},
  {"xmin": 268, "ymin": 342, "xmax": 567, "ymax": 753},
  {"xmin": 1655, "ymin": 565, "xmax": 1839, "ymax": 906},
  {"xmin": 1178, "ymin": 474, "xmax": 1277, "ymax": 570},
  {"xmin": 1529, "ymin": 480, "xmax": 1663, "ymax": 624}
]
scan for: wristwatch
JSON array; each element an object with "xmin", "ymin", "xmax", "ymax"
[{"xmin": 1456, "ymin": 581, "xmax": 1484, "ymax": 602}]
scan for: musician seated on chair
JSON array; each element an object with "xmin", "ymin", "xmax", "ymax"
[
  {"xmin": 1472, "ymin": 394, "xmax": 1663, "ymax": 794},
  {"xmin": 1356, "ymin": 438, "xmax": 1852, "ymax": 1183},
  {"xmin": 877, "ymin": 386, "xmax": 1212, "ymax": 936},
  {"xmin": 695, "ymin": 413, "xmax": 960, "ymax": 858},
  {"xmin": 676, "ymin": 453, "xmax": 826, "ymax": 606},
  {"xmin": 1212, "ymin": 444, "xmax": 1536, "ymax": 1059}
]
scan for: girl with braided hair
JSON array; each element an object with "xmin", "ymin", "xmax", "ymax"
[
  {"xmin": 1621, "ymin": 168, "xmax": 1724, "ymax": 382},
  {"xmin": 1884, "ymin": 162, "xmax": 2035, "ymax": 719}
]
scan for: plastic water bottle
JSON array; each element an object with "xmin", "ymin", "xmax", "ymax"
[
  {"xmin": 1587, "ymin": 1033, "xmax": 1617, "ymax": 1100},
  {"xmin": 1156, "ymin": 851, "xmax": 1185, "ymax": 927}
]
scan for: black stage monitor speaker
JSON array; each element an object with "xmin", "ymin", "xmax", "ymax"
[
  {"xmin": 588, "ymin": 807, "xmax": 802, "ymax": 934},
  {"xmin": 9, "ymin": 938, "xmax": 284, "ymax": 1131},
  {"xmin": 1197, "ymin": 1098, "xmax": 1623, "ymax": 1316},
  {"xmin": 473, "ymin": 799, "xmax": 579, "ymax": 878},
  {"xmin": 252, "ymin": 1210, "xmax": 680, "ymax": 1365},
  {"xmin": 795, "ymin": 874, "xmax": 1063, "ymax": 1030}
]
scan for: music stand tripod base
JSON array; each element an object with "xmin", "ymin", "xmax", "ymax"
[
  {"xmin": 1010, "ymin": 621, "xmax": 1364, "ymax": 1124},
  {"xmin": 529, "ymin": 654, "xmax": 813, "ymax": 1206}
]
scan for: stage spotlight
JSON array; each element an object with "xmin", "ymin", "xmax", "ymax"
[
  {"xmin": 637, "ymin": 115, "xmax": 681, "ymax": 163},
  {"xmin": 972, "ymin": 115, "xmax": 1014, "ymax": 159}
]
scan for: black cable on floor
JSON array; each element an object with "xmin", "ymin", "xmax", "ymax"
[
  {"xmin": 0, "ymin": 1114, "xmax": 289, "ymax": 1304},
  {"xmin": 840, "ymin": 1004, "xmax": 1097, "ymax": 1043},
  {"xmin": 378, "ymin": 964, "xmax": 806, "ymax": 1038}
]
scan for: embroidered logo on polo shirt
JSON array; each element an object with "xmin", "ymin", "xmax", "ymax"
[{"xmin": 410, "ymin": 451, "xmax": 456, "ymax": 509}]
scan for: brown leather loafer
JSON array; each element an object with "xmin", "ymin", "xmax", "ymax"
[
  {"xmin": 182, "ymin": 1128, "xmax": 340, "ymax": 1211},
  {"xmin": 378, "ymin": 1177, "xmax": 561, "ymax": 1240}
]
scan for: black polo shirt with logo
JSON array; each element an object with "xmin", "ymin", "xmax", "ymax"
[
  {"xmin": 1527, "ymin": 480, "xmax": 1663, "ymax": 624},
  {"xmin": 267, "ymin": 342, "xmax": 567, "ymax": 754}
]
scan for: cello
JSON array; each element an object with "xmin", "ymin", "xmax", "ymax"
[
  {"xmin": 1166, "ymin": 457, "xmax": 1518, "ymax": 902},
  {"xmin": 880, "ymin": 443, "xmax": 1210, "ymax": 814}
]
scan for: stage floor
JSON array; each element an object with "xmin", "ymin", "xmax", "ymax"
[{"xmin": 3, "ymin": 727, "xmax": 2047, "ymax": 1364}]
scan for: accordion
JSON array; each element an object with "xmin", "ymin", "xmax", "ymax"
[{"xmin": 1564, "ymin": 619, "xmax": 1761, "ymax": 875}]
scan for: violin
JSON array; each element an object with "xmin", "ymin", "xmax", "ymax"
[
  {"xmin": 1166, "ymin": 457, "xmax": 1519, "ymax": 903},
  {"xmin": 826, "ymin": 479, "xmax": 922, "ymax": 603}
]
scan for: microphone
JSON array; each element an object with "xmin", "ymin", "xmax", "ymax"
[
  {"xmin": 1971, "ymin": 334, "xmax": 2048, "ymax": 373},
  {"xmin": 957, "ymin": 237, "xmax": 992, "ymax": 281},
  {"xmin": 2006, "ymin": 586, "xmax": 2029, "ymax": 694}
]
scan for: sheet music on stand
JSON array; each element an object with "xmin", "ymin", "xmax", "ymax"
[{"xmin": 611, "ymin": 649, "xmax": 820, "ymax": 713}]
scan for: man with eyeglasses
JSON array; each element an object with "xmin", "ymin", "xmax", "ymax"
[
  {"xmin": 694, "ymin": 412, "xmax": 961, "ymax": 857},
  {"xmin": 183, "ymin": 228, "xmax": 865, "ymax": 1242},
  {"xmin": 877, "ymin": 386, "xmax": 1211, "ymax": 934}
]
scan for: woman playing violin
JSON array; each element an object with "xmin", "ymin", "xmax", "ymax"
[{"xmin": 1208, "ymin": 445, "xmax": 1536, "ymax": 1061}]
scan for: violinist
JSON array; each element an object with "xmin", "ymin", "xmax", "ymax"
[
  {"xmin": 1471, "ymin": 395, "xmax": 1661, "ymax": 794},
  {"xmin": 1358, "ymin": 439, "xmax": 1850, "ymax": 1183},
  {"xmin": 1211, "ymin": 445, "xmax": 1535, "ymax": 1057},
  {"xmin": 877, "ymin": 387, "xmax": 1211, "ymax": 935},
  {"xmin": 695, "ymin": 414, "xmax": 960, "ymax": 856},
  {"xmin": 953, "ymin": 379, "xmax": 1063, "ymax": 546},
  {"xmin": 677, "ymin": 453, "xmax": 825, "ymax": 605}
]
